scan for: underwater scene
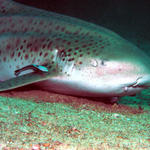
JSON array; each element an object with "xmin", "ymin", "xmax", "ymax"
[{"xmin": 0, "ymin": 0, "xmax": 150, "ymax": 149}]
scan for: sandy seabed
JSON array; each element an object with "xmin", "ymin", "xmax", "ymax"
[{"xmin": 0, "ymin": 85, "xmax": 149, "ymax": 150}]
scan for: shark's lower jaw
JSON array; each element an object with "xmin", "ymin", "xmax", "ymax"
[
  {"xmin": 122, "ymin": 75, "xmax": 150, "ymax": 96},
  {"xmin": 132, "ymin": 75, "xmax": 150, "ymax": 87},
  {"xmin": 123, "ymin": 86, "xmax": 146, "ymax": 96}
]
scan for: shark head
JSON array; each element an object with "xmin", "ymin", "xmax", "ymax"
[{"xmin": 47, "ymin": 34, "xmax": 150, "ymax": 97}]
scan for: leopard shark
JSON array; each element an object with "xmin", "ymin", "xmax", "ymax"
[{"xmin": 0, "ymin": 0, "xmax": 150, "ymax": 99}]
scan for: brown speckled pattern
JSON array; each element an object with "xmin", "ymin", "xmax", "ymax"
[{"xmin": 0, "ymin": 32, "xmax": 111, "ymax": 77}]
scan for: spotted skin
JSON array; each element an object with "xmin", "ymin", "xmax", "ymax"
[
  {"xmin": 0, "ymin": 33, "xmax": 110, "ymax": 80},
  {"xmin": 0, "ymin": 0, "xmax": 150, "ymax": 98},
  {"xmin": 0, "ymin": 32, "xmax": 113, "ymax": 94}
]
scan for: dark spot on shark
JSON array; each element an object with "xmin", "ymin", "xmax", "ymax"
[
  {"xmin": 23, "ymin": 28, "xmax": 28, "ymax": 32},
  {"xmin": 48, "ymin": 41, "xmax": 53, "ymax": 49},
  {"xmin": 6, "ymin": 44, "xmax": 11, "ymax": 50},
  {"xmin": 82, "ymin": 44, "xmax": 87, "ymax": 48},
  {"xmin": 68, "ymin": 58, "xmax": 74, "ymax": 61},
  {"xmin": 64, "ymin": 30, "xmax": 70, "ymax": 34},
  {"xmin": 33, "ymin": 47, "xmax": 39, "ymax": 52},
  {"xmin": 16, "ymin": 39, "xmax": 21, "ymax": 47},
  {"xmin": 61, "ymin": 27, "xmax": 65, "ymax": 32},
  {"xmin": 27, "ymin": 43, "xmax": 32, "ymax": 48},
  {"xmin": 24, "ymin": 54, "xmax": 28, "ymax": 60},
  {"xmin": 42, "ymin": 44, "xmax": 46, "ymax": 49},
  {"xmin": 20, "ymin": 45, "xmax": 23, "ymax": 49},
  {"xmin": 67, "ymin": 41, "xmax": 71, "ymax": 45},
  {"xmin": 55, "ymin": 38, "xmax": 61, "ymax": 41},
  {"xmin": 62, "ymin": 39, "xmax": 67, "ymax": 43},
  {"xmin": 11, "ymin": 52, "xmax": 15, "ymax": 58},
  {"xmin": 39, "ymin": 52, "xmax": 42, "ymax": 56},
  {"xmin": 44, "ymin": 52, "xmax": 48, "ymax": 57},
  {"xmin": 18, "ymin": 52, "xmax": 21, "ymax": 57},
  {"xmin": 3, "ymin": 57, "xmax": 6, "ymax": 62},
  {"xmin": 100, "ymin": 46, "xmax": 105, "ymax": 49},
  {"xmin": 67, "ymin": 48, "xmax": 72, "ymax": 52},
  {"xmin": 1, "ymin": 9, "xmax": 6, "ymax": 13},
  {"xmin": 88, "ymin": 43, "xmax": 93, "ymax": 46}
]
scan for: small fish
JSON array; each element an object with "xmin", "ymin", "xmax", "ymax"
[
  {"xmin": 0, "ymin": 0, "xmax": 150, "ymax": 99},
  {"xmin": 15, "ymin": 64, "xmax": 49, "ymax": 76}
]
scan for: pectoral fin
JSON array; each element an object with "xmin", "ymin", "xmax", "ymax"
[{"xmin": 0, "ymin": 72, "xmax": 51, "ymax": 91}]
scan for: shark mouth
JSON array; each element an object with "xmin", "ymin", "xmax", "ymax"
[
  {"xmin": 132, "ymin": 75, "xmax": 150, "ymax": 87},
  {"xmin": 123, "ymin": 75, "xmax": 150, "ymax": 95}
]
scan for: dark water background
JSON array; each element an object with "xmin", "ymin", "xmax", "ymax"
[{"xmin": 15, "ymin": 0, "xmax": 150, "ymax": 38}]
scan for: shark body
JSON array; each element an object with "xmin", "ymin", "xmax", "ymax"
[{"xmin": 0, "ymin": 0, "xmax": 150, "ymax": 98}]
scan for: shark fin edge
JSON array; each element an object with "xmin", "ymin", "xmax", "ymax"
[{"xmin": 0, "ymin": 72, "xmax": 51, "ymax": 91}]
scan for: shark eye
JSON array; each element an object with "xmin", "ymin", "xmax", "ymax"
[{"xmin": 90, "ymin": 59, "xmax": 98, "ymax": 67}]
